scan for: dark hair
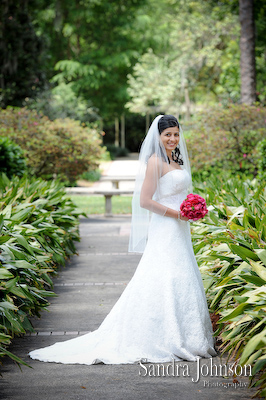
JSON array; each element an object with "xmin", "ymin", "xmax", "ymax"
[
  {"xmin": 158, "ymin": 115, "xmax": 179, "ymax": 134},
  {"xmin": 158, "ymin": 115, "xmax": 183, "ymax": 165}
]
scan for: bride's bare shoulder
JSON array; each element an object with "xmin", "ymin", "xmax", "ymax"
[{"xmin": 147, "ymin": 154, "xmax": 161, "ymax": 170}]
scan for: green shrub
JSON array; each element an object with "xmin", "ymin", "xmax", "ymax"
[
  {"xmin": 106, "ymin": 144, "xmax": 129, "ymax": 159},
  {"xmin": 192, "ymin": 175, "xmax": 266, "ymax": 398},
  {"xmin": 0, "ymin": 173, "xmax": 84, "ymax": 367},
  {"xmin": 257, "ymin": 138, "xmax": 266, "ymax": 182},
  {"xmin": 0, "ymin": 107, "xmax": 106, "ymax": 184},
  {"xmin": 80, "ymin": 169, "xmax": 101, "ymax": 182},
  {"xmin": 185, "ymin": 104, "xmax": 266, "ymax": 180},
  {"xmin": 0, "ymin": 137, "xmax": 27, "ymax": 178},
  {"xmin": 27, "ymin": 83, "xmax": 100, "ymax": 123}
]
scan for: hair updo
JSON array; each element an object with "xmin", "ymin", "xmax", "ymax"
[
  {"xmin": 158, "ymin": 115, "xmax": 183, "ymax": 165},
  {"xmin": 158, "ymin": 115, "xmax": 179, "ymax": 134}
]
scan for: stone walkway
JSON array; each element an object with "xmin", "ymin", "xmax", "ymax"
[{"xmin": 0, "ymin": 216, "xmax": 255, "ymax": 400}]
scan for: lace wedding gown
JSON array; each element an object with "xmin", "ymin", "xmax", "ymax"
[{"xmin": 29, "ymin": 169, "xmax": 216, "ymax": 364}]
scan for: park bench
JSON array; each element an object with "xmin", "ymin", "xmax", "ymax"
[
  {"xmin": 65, "ymin": 187, "xmax": 133, "ymax": 216},
  {"xmin": 65, "ymin": 187, "xmax": 95, "ymax": 194},
  {"xmin": 94, "ymin": 189, "xmax": 133, "ymax": 217}
]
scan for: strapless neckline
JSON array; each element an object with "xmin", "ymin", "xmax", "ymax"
[{"xmin": 160, "ymin": 168, "xmax": 184, "ymax": 180}]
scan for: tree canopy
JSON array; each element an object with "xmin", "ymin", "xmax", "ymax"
[{"xmin": 1, "ymin": 0, "xmax": 265, "ymax": 126}]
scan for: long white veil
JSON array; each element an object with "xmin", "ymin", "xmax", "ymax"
[{"xmin": 128, "ymin": 115, "xmax": 192, "ymax": 254}]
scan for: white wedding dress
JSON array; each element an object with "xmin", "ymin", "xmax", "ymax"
[{"xmin": 29, "ymin": 169, "xmax": 216, "ymax": 364}]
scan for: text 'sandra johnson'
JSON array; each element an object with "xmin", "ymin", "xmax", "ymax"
[{"xmin": 138, "ymin": 358, "xmax": 252, "ymax": 383}]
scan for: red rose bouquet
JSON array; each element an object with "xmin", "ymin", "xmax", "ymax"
[{"xmin": 180, "ymin": 193, "xmax": 208, "ymax": 221}]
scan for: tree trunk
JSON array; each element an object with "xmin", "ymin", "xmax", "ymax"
[
  {"xmin": 120, "ymin": 114, "xmax": 125, "ymax": 148},
  {"xmin": 184, "ymin": 84, "xmax": 191, "ymax": 120},
  {"xmin": 181, "ymin": 68, "xmax": 190, "ymax": 120},
  {"xmin": 239, "ymin": 0, "xmax": 256, "ymax": 104},
  {"xmin": 145, "ymin": 113, "xmax": 150, "ymax": 132},
  {"xmin": 114, "ymin": 117, "xmax": 119, "ymax": 147}
]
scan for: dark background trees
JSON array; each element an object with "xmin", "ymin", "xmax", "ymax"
[
  {"xmin": 0, "ymin": 0, "xmax": 265, "ymax": 150},
  {"xmin": 0, "ymin": 0, "xmax": 47, "ymax": 107}
]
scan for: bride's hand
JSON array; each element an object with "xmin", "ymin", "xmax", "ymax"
[{"xmin": 177, "ymin": 211, "xmax": 189, "ymax": 221}]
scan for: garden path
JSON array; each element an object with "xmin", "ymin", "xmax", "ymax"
[{"xmin": 0, "ymin": 216, "xmax": 255, "ymax": 400}]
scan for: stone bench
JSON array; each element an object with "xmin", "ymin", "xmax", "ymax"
[
  {"xmin": 94, "ymin": 189, "xmax": 133, "ymax": 217},
  {"xmin": 100, "ymin": 176, "xmax": 135, "ymax": 189},
  {"xmin": 65, "ymin": 187, "xmax": 133, "ymax": 216},
  {"xmin": 65, "ymin": 187, "xmax": 95, "ymax": 195}
]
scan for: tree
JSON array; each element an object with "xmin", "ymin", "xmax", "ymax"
[
  {"xmin": 253, "ymin": 0, "xmax": 266, "ymax": 103},
  {"xmin": 46, "ymin": 0, "xmax": 149, "ymax": 121},
  {"xmin": 126, "ymin": 0, "xmax": 240, "ymax": 118},
  {"xmin": 239, "ymin": 0, "xmax": 256, "ymax": 104},
  {"xmin": 0, "ymin": 0, "xmax": 47, "ymax": 107}
]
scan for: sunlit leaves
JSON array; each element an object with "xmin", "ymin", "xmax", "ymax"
[
  {"xmin": 193, "ymin": 175, "xmax": 266, "ymax": 397},
  {"xmin": 127, "ymin": 0, "xmax": 240, "ymax": 115},
  {"xmin": 0, "ymin": 174, "xmax": 83, "ymax": 367}
]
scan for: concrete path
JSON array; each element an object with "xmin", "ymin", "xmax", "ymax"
[{"xmin": 0, "ymin": 216, "xmax": 255, "ymax": 400}]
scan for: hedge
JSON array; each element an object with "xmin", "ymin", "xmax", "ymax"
[
  {"xmin": 192, "ymin": 175, "xmax": 266, "ymax": 397},
  {"xmin": 0, "ymin": 107, "xmax": 105, "ymax": 184},
  {"xmin": 0, "ymin": 174, "xmax": 84, "ymax": 366}
]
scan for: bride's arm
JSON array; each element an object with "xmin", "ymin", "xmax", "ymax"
[{"xmin": 139, "ymin": 157, "xmax": 188, "ymax": 220}]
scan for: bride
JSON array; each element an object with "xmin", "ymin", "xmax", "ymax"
[{"xmin": 29, "ymin": 114, "xmax": 216, "ymax": 364}]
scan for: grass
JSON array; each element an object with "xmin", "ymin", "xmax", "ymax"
[{"xmin": 70, "ymin": 195, "xmax": 132, "ymax": 214}]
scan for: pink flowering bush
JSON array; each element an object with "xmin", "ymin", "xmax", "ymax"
[{"xmin": 180, "ymin": 193, "xmax": 208, "ymax": 221}]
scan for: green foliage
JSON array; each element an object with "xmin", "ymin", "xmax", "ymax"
[
  {"xmin": 127, "ymin": 0, "xmax": 241, "ymax": 115},
  {"xmin": 102, "ymin": 112, "xmax": 146, "ymax": 153},
  {"xmin": 127, "ymin": 0, "xmax": 266, "ymax": 115},
  {"xmin": 0, "ymin": 137, "xmax": 27, "ymax": 178},
  {"xmin": 105, "ymin": 145, "xmax": 129, "ymax": 160},
  {"xmin": 0, "ymin": 107, "xmax": 105, "ymax": 184},
  {"xmin": 1, "ymin": 0, "xmax": 266, "ymax": 125},
  {"xmin": 80, "ymin": 169, "xmax": 101, "ymax": 182},
  {"xmin": 186, "ymin": 104, "xmax": 266, "ymax": 179},
  {"xmin": 27, "ymin": 83, "xmax": 100, "ymax": 123},
  {"xmin": 39, "ymin": 0, "xmax": 150, "ymax": 119},
  {"xmin": 0, "ymin": 173, "xmax": 84, "ymax": 366},
  {"xmin": 0, "ymin": 0, "xmax": 47, "ymax": 108},
  {"xmin": 257, "ymin": 138, "xmax": 266, "ymax": 181},
  {"xmin": 254, "ymin": 0, "xmax": 266, "ymax": 104},
  {"xmin": 192, "ymin": 175, "xmax": 266, "ymax": 397}
]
